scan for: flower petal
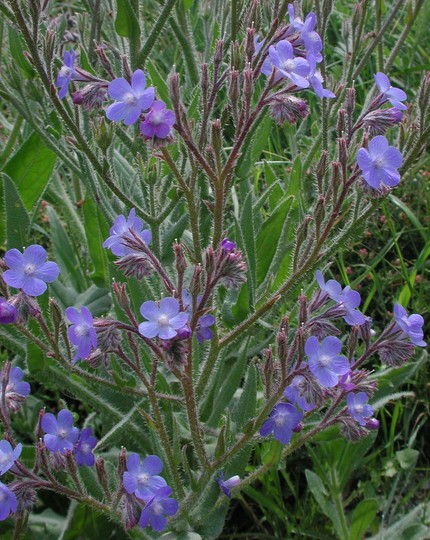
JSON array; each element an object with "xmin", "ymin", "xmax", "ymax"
[
  {"xmin": 159, "ymin": 297, "xmax": 180, "ymax": 318},
  {"xmin": 139, "ymin": 321, "xmax": 160, "ymax": 338},
  {"xmin": 23, "ymin": 245, "xmax": 47, "ymax": 267},
  {"xmin": 106, "ymin": 102, "xmax": 131, "ymax": 122},
  {"xmin": 108, "ymin": 78, "xmax": 132, "ymax": 100},
  {"xmin": 140, "ymin": 301, "xmax": 160, "ymax": 321},
  {"xmin": 4, "ymin": 249, "xmax": 24, "ymax": 270},
  {"xmin": 142, "ymin": 455, "xmax": 163, "ymax": 475}
]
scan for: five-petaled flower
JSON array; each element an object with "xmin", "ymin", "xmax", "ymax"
[
  {"xmin": 0, "ymin": 440, "xmax": 22, "ymax": 476},
  {"xmin": 260, "ymin": 402, "xmax": 303, "ymax": 444},
  {"xmin": 42, "ymin": 409, "xmax": 80, "ymax": 455},
  {"xmin": 374, "ymin": 72, "xmax": 407, "ymax": 110},
  {"xmin": 138, "ymin": 486, "xmax": 179, "ymax": 532},
  {"xmin": 139, "ymin": 298, "xmax": 189, "ymax": 340},
  {"xmin": 305, "ymin": 335, "xmax": 350, "ymax": 387},
  {"xmin": 106, "ymin": 70, "xmax": 155, "ymax": 125},
  {"xmin": 123, "ymin": 453, "xmax": 167, "ymax": 500},
  {"xmin": 140, "ymin": 100, "xmax": 175, "ymax": 139},
  {"xmin": 66, "ymin": 306, "xmax": 98, "ymax": 363},
  {"xmin": 268, "ymin": 40, "xmax": 310, "ymax": 88},
  {"xmin": 2, "ymin": 245, "xmax": 60, "ymax": 297},
  {"xmin": 284, "ymin": 375, "xmax": 315, "ymax": 411},
  {"xmin": 103, "ymin": 208, "xmax": 152, "ymax": 257},
  {"xmin": 394, "ymin": 303, "xmax": 426, "ymax": 347},
  {"xmin": 357, "ymin": 135, "xmax": 403, "ymax": 190},
  {"xmin": 347, "ymin": 392, "xmax": 374, "ymax": 426},
  {"xmin": 75, "ymin": 428, "xmax": 97, "ymax": 467}
]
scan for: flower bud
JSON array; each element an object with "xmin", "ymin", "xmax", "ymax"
[
  {"xmin": 365, "ymin": 418, "xmax": 380, "ymax": 430},
  {"xmin": 269, "ymin": 95, "xmax": 309, "ymax": 125},
  {"xmin": 10, "ymin": 481, "xmax": 37, "ymax": 514},
  {"xmin": 115, "ymin": 253, "xmax": 153, "ymax": 279},
  {"xmin": 94, "ymin": 319, "xmax": 121, "ymax": 352},
  {"xmin": 112, "ymin": 282, "xmax": 131, "ymax": 311},
  {"xmin": 174, "ymin": 242, "xmax": 187, "ymax": 275},
  {"xmin": 0, "ymin": 298, "xmax": 18, "ymax": 324},
  {"xmin": 362, "ymin": 108, "xmax": 403, "ymax": 136},
  {"xmin": 169, "ymin": 72, "xmax": 181, "ymax": 109},
  {"xmin": 190, "ymin": 265, "xmax": 203, "ymax": 296},
  {"xmin": 214, "ymin": 39, "xmax": 224, "ymax": 66},
  {"xmin": 245, "ymin": 27, "xmax": 256, "ymax": 62},
  {"xmin": 117, "ymin": 447, "xmax": 127, "ymax": 478},
  {"xmin": 96, "ymin": 457, "xmax": 111, "ymax": 498}
]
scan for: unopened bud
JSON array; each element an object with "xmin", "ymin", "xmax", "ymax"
[
  {"xmin": 117, "ymin": 447, "xmax": 127, "ymax": 478},
  {"xmin": 190, "ymin": 265, "xmax": 203, "ymax": 295},
  {"xmin": 362, "ymin": 108, "xmax": 403, "ymax": 136},
  {"xmin": 269, "ymin": 95, "xmax": 309, "ymax": 125},
  {"xmin": 96, "ymin": 457, "xmax": 111, "ymax": 498},
  {"xmin": 169, "ymin": 72, "xmax": 181, "ymax": 109},
  {"xmin": 112, "ymin": 281, "xmax": 131, "ymax": 311},
  {"xmin": 337, "ymin": 108, "xmax": 346, "ymax": 135},
  {"xmin": 174, "ymin": 243, "xmax": 187, "ymax": 275},
  {"xmin": 298, "ymin": 293, "xmax": 307, "ymax": 325},
  {"xmin": 49, "ymin": 297, "xmax": 63, "ymax": 336},
  {"xmin": 211, "ymin": 119, "xmax": 222, "ymax": 158},
  {"xmin": 121, "ymin": 54, "xmax": 132, "ymax": 81},
  {"xmin": 245, "ymin": 27, "xmax": 256, "ymax": 62},
  {"xmin": 366, "ymin": 418, "xmax": 380, "ymax": 430},
  {"xmin": 214, "ymin": 39, "xmax": 224, "ymax": 66},
  {"xmin": 331, "ymin": 161, "xmax": 341, "ymax": 199}
]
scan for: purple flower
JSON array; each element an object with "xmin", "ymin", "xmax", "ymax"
[
  {"xmin": 308, "ymin": 55, "xmax": 335, "ymax": 98},
  {"xmin": 56, "ymin": 50, "xmax": 80, "ymax": 99},
  {"xmin": 394, "ymin": 303, "xmax": 426, "ymax": 347},
  {"xmin": 217, "ymin": 471, "xmax": 240, "ymax": 497},
  {"xmin": 103, "ymin": 208, "xmax": 152, "ymax": 257},
  {"xmin": 316, "ymin": 271, "xmax": 365, "ymax": 326},
  {"xmin": 260, "ymin": 402, "xmax": 303, "ymax": 444},
  {"xmin": 75, "ymin": 428, "xmax": 97, "ymax": 467},
  {"xmin": 0, "ymin": 298, "xmax": 18, "ymax": 324},
  {"xmin": 139, "ymin": 486, "xmax": 179, "ymax": 532},
  {"xmin": 284, "ymin": 375, "xmax": 315, "ymax": 411},
  {"xmin": 268, "ymin": 40, "xmax": 310, "ymax": 88},
  {"xmin": 0, "ymin": 367, "xmax": 30, "ymax": 413},
  {"xmin": 305, "ymin": 335, "xmax": 350, "ymax": 387},
  {"xmin": 66, "ymin": 306, "xmax": 98, "ymax": 363},
  {"xmin": 42, "ymin": 410, "xmax": 80, "ymax": 455},
  {"xmin": 357, "ymin": 135, "xmax": 403, "ymax": 189},
  {"xmin": 287, "ymin": 7, "xmax": 322, "ymax": 61},
  {"xmin": 347, "ymin": 392, "xmax": 374, "ymax": 426},
  {"xmin": 123, "ymin": 453, "xmax": 167, "ymax": 500},
  {"xmin": 0, "ymin": 441, "xmax": 22, "ymax": 475},
  {"xmin": 0, "ymin": 482, "xmax": 17, "ymax": 521},
  {"xmin": 140, "ymin": 100, "xmax": 175, "ymax": 139},
  {"xmin": 221, "ymin": 238, "xmax": 237, "ymax": 252},
  {"xmin": 339, "ymin": 371, "xmax": 356, "ymax": 392},
  {"xmin": 196, "ymin": 314, "xmax": 215, "ymax": 343},
  {"xmin": 106, "ymin": 70, "xmax": 155, "ymax": 125},
  {"xmin": 139, "ymin": 298, "xmax": 189, "ymax": 340},
  {"xmin": 374, "ymin": 72, "xmax": 407, "ymax": 110},
  {"xmin": 2, "ymin": 245, "xmax": 60, "ymax": 297}
]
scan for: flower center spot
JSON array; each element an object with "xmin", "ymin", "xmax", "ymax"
[
  {"xmin": 157, "ymin": 315, "xmax": 170, "ymax": 327},
  {"xmin": 319, "ymin": 355, "xmax": 331, "ymax": 367},
  {"xmin": 138, "ymin": 472, "xmax": 149, "ymax": 485},
  {"xmin": 58, "ymin": 429, "xmax": 68, "ymax": 439},
  {"xmin": 24, "ymin": 264, "xmax": 36, "ymax": 276},
  {"xmin": 124, "ymin": 93, "xmax": 137, "ymax": 106}
]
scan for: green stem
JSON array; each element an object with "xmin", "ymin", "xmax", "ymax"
[
  {"xmin": 136, "ymin": 0, "xmax": 177, "ymax": 67},
  {"xmin": 171, "ymin": 6, "xmax": 199, "ymax": 86}
]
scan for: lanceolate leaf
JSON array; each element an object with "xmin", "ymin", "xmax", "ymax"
[
  {"xmin": 2, "ymin": 173, "xmax": 31, "ymax": 249},
  {"xmin": 115, "ymin": 0, "xmax": 141, "ymax": 39}
]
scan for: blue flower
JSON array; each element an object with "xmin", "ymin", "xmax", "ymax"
[
  {"xmin": 65, "ymin": 306, "xmax": 98, "ymax": 363},
  {"xmin": 374, "ymin": 72, "xmax": 407, "ymax": 110},
  {"xmin": 140, "ymin": 100, "xmax": 176, "ymax": 139},
  {"xmin": 287, "ymin": 6, "xmax": 322, "ymax": 61},
  {"xmin": 305, "ymin": 336, "xmax": 350, "ymax": 387},
  {"xmin": 284, "ymin": 375, "xmax": 315, "ymax": 411},
  {"xmin": 217, "ymin": 471, "xmax": 240, "ymax": 497},
  {"xmin": 260, "ymin": 403, "xmax": 303, "ymax": 444},
  {"xmin": 347, "ymin": 392, "xmax": 374, "ymax": 426},
  {"xmin": 0, "ymin": 482, "xmax": 17, "ymax": 521},
  {"xmin": 2, "ymin": 245, "xmax": 60, "ymax": 297},
  {"xmin": 307, "ymin": 55, "xmax": 335, "ymax": 99},
  {"xmin": 139, "ymin": 486, "xmax": 179, "ymax": 532},
  {"xmin": 75, "ymin": 428, "xmax": 97, "ymax": 467},
  {"xmin": 123, "ymin": 453, "xmax": 167, "ymax": 500},
  {"xmin": 316, "ymin": 271, "xmax": 366, "ymax": 326},
  {"xmin": 0, "ymin": 298, "xmax": 17, "ymax": 324},
  {"xmin": 103, "ymin": 208, "xmax": 152, "ymax": 257},
  {"xmin": 268, "ymin": 40, "xmax": 310, "ymax": 88},
  {"xmin": 357, "ymin": 135, "xmax": 403, "ymax": 189},
  {"xmin": 139, "ymin": 298, "xmax": 189, "ymax": 340},
  {"xmin": 181, "ymin": 290, "xmax": 215, "ymax": 343},
  {"xmin": 394, "ymin": 303, "xmax": 426, "ymax": 347},
  {"xmin": 0, "ymin": 441, "xmax": 22, "ymax": 475},
  {"xmin": 41, "ymin": 410, "xmax": 80, "ymax": 455},
  {"xmin": 0, "ymin": 367, "xmax": 30, "ymax": 413},
  {"xmin": 106, "ymin": 70, "xmax": 155, "ymax": 125},
  {"xmin": 56, "ymin": 50, "xmax": 79, "ymax": 99}
]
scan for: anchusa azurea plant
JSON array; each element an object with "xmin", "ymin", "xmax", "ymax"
[{"xmin": 0, "ymin": 0, "xmax": 428, "ymax": 537}]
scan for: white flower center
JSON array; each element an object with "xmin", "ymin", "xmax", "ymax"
[
  {"xmin": 319, "ymin": 355, "xmax": 331, "ymax": 367},
  {"xmin": 282, "ymin": 59, "xmax": 295, "ymax": 72},
  {"xmin": 151, "ymin": 111, "xmax": 164, "ymax": 125},
  {"xmin": 375, "ymin": 157, "xmax": 385, "ymax": 168},
  {"xmin": 0, "ymin": 454, "xmax": 10, "ymax": 464},
  {"xmin": 81, "ymin": 443, "xmax": 91, "ymax": 454},
  {"xmin": 355, "ymin": 404, "xmax": 364, "ymax": 413},
  {"xmin": 75, "ymin": 324, "xmax": 90, "ymax": 337},
  {"xmin": 138, "ymin": 472, "xmax": 149, "ymax": 485},
  {"xmin": 58, "ymin": 428, "xmax": 68, "ymax": 439},
  {"xmin": 274, "ymin": 415, "xmax": 287, "ymax": 427},
  {"xmin": 123, "ymin": 92, "xmax": 137, "ymax": 106},
  {"xmin": 60, "ymin": 66, "xmax": 72, "ymax": 77},
  {"xmin": 24, "ymin": 264, "xmax": 36, "ymax": 276},
  {"xmin": 151, "ymin": 502, "xmax": 163, "ymax": 515},
  {"xmin": 157, "ymin": 315, "xmax": 170, "ymax": 327}
]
